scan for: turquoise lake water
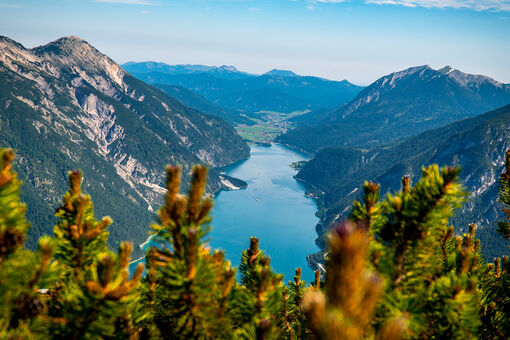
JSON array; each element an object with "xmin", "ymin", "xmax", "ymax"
[{"xmin": 132, "ymin": 144, "xmax": 319, "ymax": 282}]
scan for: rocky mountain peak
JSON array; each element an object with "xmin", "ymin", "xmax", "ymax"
[
  {"xmin": 34, "ymin": 36, "xmax": 93, "ymax": 56},
  {"xmin": 448, "ymin": 68, "xmax": 505, "ymax": 89},
  {"xmin": 29, "ymin": 36, "xmax": 127, "ymax": 91},
  {"xmin": 52, "ymin": 35, "xmax": 86, "ymax": 45},
  {"xmin": 279, "ymin": 64, "xmax": 510, "ymax": 153},
  {"xmin": 438, "ymin": 65, "xmax": 455, "ymax": 74},
  {"xmin": 388, "ymin": 64, "xmax": 432, "ymax": 79},
  {"xmin": 217, "ymin": 65, "xmax": 238, "ymax": 72},
  {"xmin": 0, "ymin": 35, "xmax": 26, "ymax": 50},
  {"xmin": 0, "ymin": 35, "xmax": 42, "ymax": 71},
  {"xmin": 368, "ymin": 65, "xmax": 433, "ymax": 90}
]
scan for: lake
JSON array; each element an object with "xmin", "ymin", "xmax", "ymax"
[{"xmin": 133, "ymin": 144, "xmax": 319, "ymax": 282}]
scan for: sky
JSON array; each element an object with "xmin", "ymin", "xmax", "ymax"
[{"xmin": 0, "ymin": 0, "xmax": 509, "ymax": 85}]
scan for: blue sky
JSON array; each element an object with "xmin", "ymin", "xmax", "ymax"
[{"xmin": 0, "ymin": 0, "xmax": 509, "ymax": 84}]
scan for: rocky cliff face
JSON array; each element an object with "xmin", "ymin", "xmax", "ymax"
[{"xmin": 0, "ymin": 35, "xmax": 249, "ymax": 250}]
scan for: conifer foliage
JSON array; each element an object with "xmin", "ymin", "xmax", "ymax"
[
  {"xmin": 234, "ymin": 236, "xmax": 284, "ymax": 339},
  {"xmin": 45, "ymin": 169, "xmax": 144, "ymax": 339},
  {"xmin": 302, "ymin": 220, "xmax": 388, "ymax": 340},
  {"xmin": 0, "ymin": 147, "xmax": 509, "ymax": 339},
  {"xmin": 147, "ymin": 165, "xmax": 236, "ymax": 339},
  {"xmin": 0, "ymin": 149, "xmax": 53, "ymax": 338},
  {"xmin": 348, "ymin": 165, "xmax": 482, "ymax": 339}
]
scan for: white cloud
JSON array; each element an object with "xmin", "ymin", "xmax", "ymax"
[
  {"xmin": 364, "ymin": 0, "xmax": 510, "ymax": 12},
  {"xmin": 93, "ymin": 0, "xmax": 157, "ymax": 5}
]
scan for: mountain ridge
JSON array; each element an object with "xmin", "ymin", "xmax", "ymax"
[
  {"xmin": 278, "ymin": 65, "xmax": 510, "ymax": 152},
  {"xmin": 122, "ymin": 61, "xmax": 254, "ymax": 80},
  {"xmin": 123, "ymin": 61, "xmax": 364, "ymax": 114},
  {"xmin": 0, "ymin": 35, "xmax": 249, "ymax": 252}
]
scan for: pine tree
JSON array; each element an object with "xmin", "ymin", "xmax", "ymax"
[
  {"xmin": 348, "ymin": 165, "xmax": 482, "ymax": 339},
  {"xmin": 302, "ymin": 220, "xmax": 406, "ymax": 340},
  {"xmin": 148, "ymin": 165, "xmax": 236, "ymax": 339},
  {"xmin": 45, "ymin": 170, "xmax": 144, "ymax": 339},
  {"xmin": 230, "ymin": 236, "xmax": 284, "ymax": 340},
  {"xmin": 281, "ymin": 268, "xmax": 310, "ymax": 339},
  {"xmin": 0, "ymin": 149, "xmax": 54, "ymax": 338}
]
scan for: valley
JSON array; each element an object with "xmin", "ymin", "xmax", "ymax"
[
  {"xmin": 2, "ymin": 2, "xmax": 509, "ymax": 337},
  {"xmin": 1, "ymin": 36, "xmax": 509, "ymax": 274},
  {"xmin": 130, "ymin": 144, "xmax": 319, "ymax": 282},
  {"xmin": 235, "ymin": 110, "xmax": 310, "ymax": 144}
]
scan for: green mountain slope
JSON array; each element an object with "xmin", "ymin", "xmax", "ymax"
[
  {"xmin": 152, "ymin": 83, "xmax": 254, "ymax": 125},
  {"xmin": 0, "ymin": 36, "xmax": 249, "ymax": 252},
  {"xmin": 297, "ymin": 104, "xmax": 510, "ymax": 263},
  {"xmin": 279, "ymin": 65, "xmax": 510, "ymax": 153}
]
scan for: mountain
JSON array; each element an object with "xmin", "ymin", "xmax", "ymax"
[
  {"xmin": 122, "ymin": 61, "xmax": 254, "ymax": 80},
  {"xmin": 123, "ymin": 62, "xmax": 363, "ymax": 115},
  {"xmin": 296, "ymin": 104, "xmax": 510, "ymax": 265},
  {"xmin": 0, "ymin": 36, "xmax": 249, "ymax": 252},
  {"xmin": 263, "ymin": 69, "xmax": 299, "ymax": 77},
  {"xmin": 287, "ymin": 107, "xmax": 336, "ymax": 128},
  {"xmin": 278, "ymin": 65, "xmax": 510, "ymax": 153},
  {"xmin": 151, "ymin": 84, "xmax": 254, "ymax": 125}
]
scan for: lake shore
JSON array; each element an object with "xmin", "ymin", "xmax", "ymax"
[{"xmin": 130, "ymin": 144, "xmax": 319, "ymax": 281}]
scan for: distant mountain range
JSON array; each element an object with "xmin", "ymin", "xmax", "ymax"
[
  {"xmin": 0, "ymin": 36, "xmax": 249, "ymax": 252},
  {"xmin": 122, "ymin": 62, "xmax": 363, "ymax": 115},
  {"xmin": 297, "ymin": 104, "xmax": 510, "ymax": 266},
  {"xmin": 122, "ymin": 62, "xmax": 254, "ymax": 80},
  {"xmin": 279, "ymin": 65, "xmax": 510, "ymax": 153}
]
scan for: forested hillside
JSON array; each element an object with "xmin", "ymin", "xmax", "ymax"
[
  {"xmin": 297, "ymin": 104, "xmax": 510, "ymax": 262},
  {"xmin": 0, "ymin": 36, "xmax": 249, "ymax": 251},
  {"xmin": 152, "ymin": 83, "xmax": 253, "ymax": 125}
]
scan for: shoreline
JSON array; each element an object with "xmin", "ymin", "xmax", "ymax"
[
  {"xmin": 131, "ymin": 143, "xmax": 322, "ymax": 271},
  {"xmin": 129, "ymin": 233, "xmax": 157, "ymax": 265},
  {"xmin": 130, "ymin": 142, "xmax": 322, "ymax": 276},
  {"xmin": 132, "ymin": 153, "xmax": 252, "ymax": 258},
  {"xmin": 129, "ymin": 255, "xmax": 146, "ymax": 265},
  {"xmin": 139, "ymin": 233, "xmax": 156, "ymax": 249}
]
